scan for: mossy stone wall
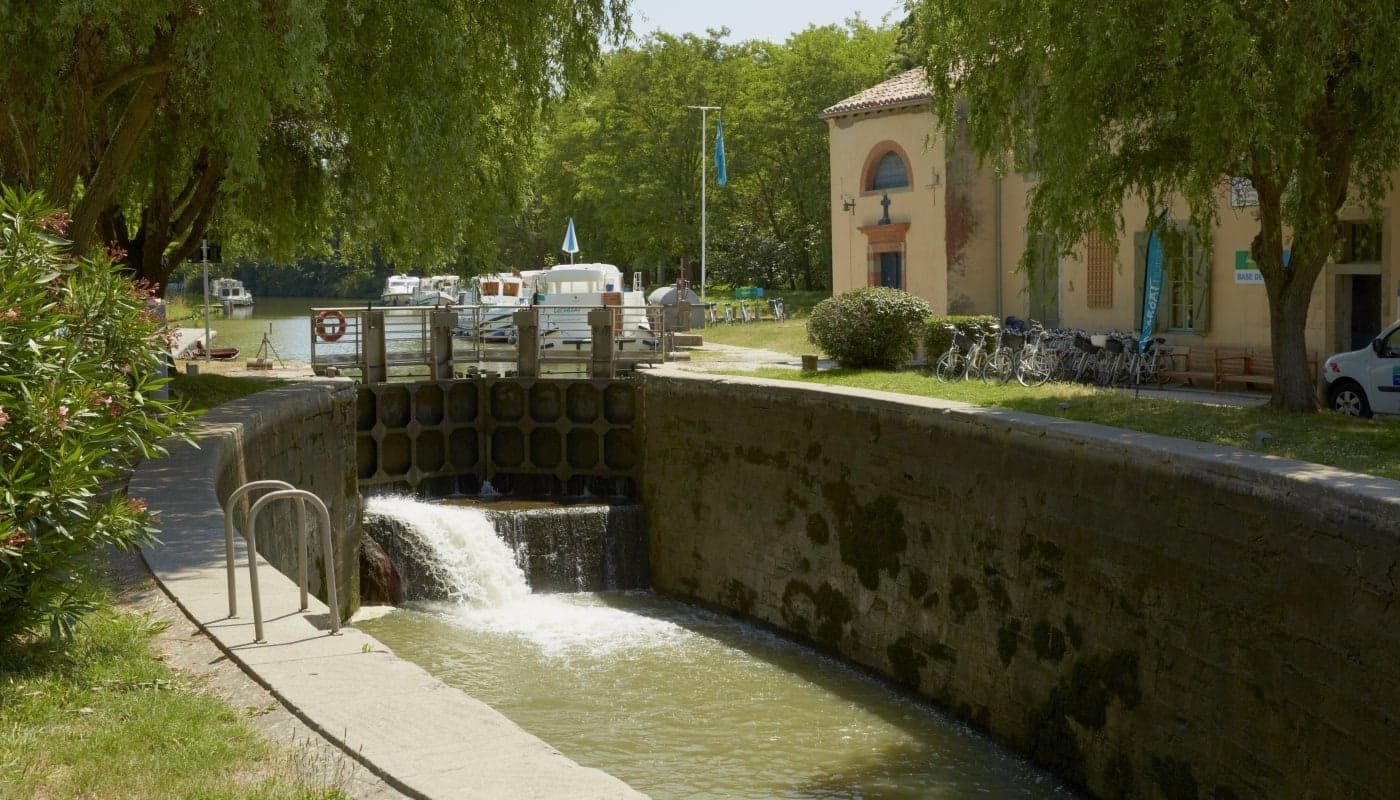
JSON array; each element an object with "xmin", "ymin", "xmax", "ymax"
[{"xmin": 639, "ymin": 372, "xmax": 1399, "ymax": 799}]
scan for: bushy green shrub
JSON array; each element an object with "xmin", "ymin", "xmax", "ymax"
[
  {"xmin": 922, "ymin": 315, "xmax": 1001, "ymax": 362},
  {"xmin": 806, "ymin": 287, "xmax": 932, "ymax": 369},
  {"xmin": 0, "ymin": 188, "xmax": 193, "ymax": 646}
]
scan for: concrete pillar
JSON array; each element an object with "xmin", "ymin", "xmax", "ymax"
[
  {"xmin": 362, "ymin": 310, "xmax": 387, "ymax": 384},
  {"xmin": 677, "ymin": 301, "xmax": 691, "ymax": 332},
  {"xmin": 515, "ymin": 309, "xmax": 539, "ymax": 378},
  {"xmin": 429, "ymin": 310, "xmax": 455, "ymax": 381},
  {"xmin": 589, "ymin": 308, "xmax": 616, "ymax": 379}
]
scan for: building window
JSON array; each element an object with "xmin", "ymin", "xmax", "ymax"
[
  {"xmin": 1085, "ymin": 232, "xmax": 1113, "ymax": 309},
  {"xmin": 871, "ymin": 152, "xmax": 909, "ymax": 190},
  {"xmin": 877, "ymin": 251, "xmax": 903, "ymax": 289},
  {"xmin": 1335, "ymin": 220, "xmax": 1382, "ymax": 263}
]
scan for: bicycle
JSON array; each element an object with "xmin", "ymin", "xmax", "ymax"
[{"xmin": 933, "ymin": 326, "xmax": 972, "ymax": 382}]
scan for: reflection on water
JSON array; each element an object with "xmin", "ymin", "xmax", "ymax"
[{"xmin": 357, "ymin": 592, "xmax": 1075, "ymax": 800}]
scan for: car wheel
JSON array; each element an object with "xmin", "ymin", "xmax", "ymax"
[{"xmin": 1328, "ymin": 380, "xmax": 1372, "ymax": 418}]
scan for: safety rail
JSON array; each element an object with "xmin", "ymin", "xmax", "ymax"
[
  {"xmin": 310, "ymin": 303, "xmax": 668, "ymax": 381},
  {"xmin": 223, "ymin": 483, "xmax": 341, "ymax": 643}
]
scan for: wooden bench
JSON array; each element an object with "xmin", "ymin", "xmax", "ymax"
[
  {"xmin": 1159, "ymin": 346, "xmax": 1220, "ymax": 388},
  {"xmin": 1216, "ymin": 348, "xmax": 1318, "ymax": 391}
]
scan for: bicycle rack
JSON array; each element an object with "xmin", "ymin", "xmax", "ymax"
[{"xmin": 225, "ymin": 482, "xmax": 342, "ymax": 643}]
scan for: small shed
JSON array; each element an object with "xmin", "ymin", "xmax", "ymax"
[{"xmin": 646, "ymin": 285, "xmax": 704, "ymax": 331}]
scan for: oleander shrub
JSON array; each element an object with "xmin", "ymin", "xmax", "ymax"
[
  {"xmin": 806, "ymin": 287, "xmax": 932, "ymax": 370},
  {"xmin": 0, "ymin": 187, "xmax": 193, "ymax": 647}
]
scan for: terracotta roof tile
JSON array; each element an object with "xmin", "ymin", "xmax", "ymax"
[{"xmin": 821, "ymin": 68, "xmax": 931, "ymax": 118}]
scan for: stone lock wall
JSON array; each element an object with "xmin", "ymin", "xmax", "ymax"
[{"xmin": 638, "ymin": 372, "xmax": 1399, "ymax": 799}]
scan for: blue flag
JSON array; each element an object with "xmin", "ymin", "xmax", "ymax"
[
  {"xmin": 1139, "ymin": 211, "xmax": 1169, "ymax": 351},
  {"xmin": 714, "ymin": 116, "xmax": 727, "ymax": 187}
]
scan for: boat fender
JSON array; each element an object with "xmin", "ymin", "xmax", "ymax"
[{"xmin": 315, "ymin": 309, "xmax": 348, "ymax": 343}]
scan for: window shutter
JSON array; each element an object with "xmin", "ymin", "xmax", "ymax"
[
  {"xmin": 1189, "ymin": 232, "xmax": 1211, "ymax": 333},
  {"xmin": 1086, "ymin": 233, "xmax": 1113, "ymax": 309}
]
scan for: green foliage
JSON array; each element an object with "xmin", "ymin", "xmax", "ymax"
[
  {"xmin": 922, "ymin": 315, "xmax": 1000, "ymax": 362},
  {"xmin": 0, "ymin": 188, "xmax": 194, "ymax": 647},
  {"xmin": 806, "ymin": 287, "xmax": 932, "ymax": 369}
]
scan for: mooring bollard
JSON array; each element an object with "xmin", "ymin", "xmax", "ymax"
[{"xmin": 801, "ymin": 354, "xmax": 818, "ymax": 373}]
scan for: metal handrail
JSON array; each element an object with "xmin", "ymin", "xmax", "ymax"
[
  {"xmin": 241, "ymin": 487, "xmax": 342, "ymax": 642},
  {"xmin": 223, "ymin": 479, "xmax": 296, "ymax": 618}
]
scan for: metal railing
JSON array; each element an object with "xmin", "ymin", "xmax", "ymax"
[
  {"xmin": 310, "ymin": 303, "xmax": 668, "ymax": 380},
  {"xmin": 223, "ymin": 482, "xmax": 341, "ymax": 643}
]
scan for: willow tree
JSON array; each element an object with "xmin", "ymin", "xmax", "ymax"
[
  {"xmin": 913, "ymin": 0, "xmax": 1400, "ymax": 411},
  {"xmin": 0, "ymin": 1, "xmax": 628, "ymax": 291}
]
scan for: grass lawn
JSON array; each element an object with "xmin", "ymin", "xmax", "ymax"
[{"xmin": 0, "ymin": 574, "xmax": 347, "ymax": 799}]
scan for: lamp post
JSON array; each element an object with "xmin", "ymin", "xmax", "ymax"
[{"xmin": 686, "ymin": 104, "xmax": 719, "ymax": 304}]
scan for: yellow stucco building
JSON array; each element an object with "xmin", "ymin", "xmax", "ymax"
[{"xmin": 823, "ymin": 68, "xmax": 1400, "ymax": 358}]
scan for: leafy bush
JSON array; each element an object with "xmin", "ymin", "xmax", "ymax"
[
  {"xmin": 806, "ymin": 287, "xmax": 932, "ymax": 369},
  {"xmin": 0, "ymin": 188, "xmax": 193, "ymax": 646},
  {"xmin": 923, "ymin": 315, "xmax": 1000, "ymax": 362}
]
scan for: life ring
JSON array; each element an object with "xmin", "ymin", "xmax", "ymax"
[{"xmin": 315, "ymin": 309, "xmax": 347, "ymax": 342}]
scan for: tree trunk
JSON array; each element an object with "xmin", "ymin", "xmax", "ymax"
[{"xmin": 1267, "ymin": 277, "xmax": 1320, "ymax": 412}]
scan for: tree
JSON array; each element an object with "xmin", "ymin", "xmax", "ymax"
[
  {"xmin": 912, "ymin": 0, "xmax": 1400, "ymax": 411},
  {"xmin": 0, "ymin": 1, "xmax": 628, "ymax": 294}
]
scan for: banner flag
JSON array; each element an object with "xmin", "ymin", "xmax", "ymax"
[
  {"xmin": 562, "ymin": 218, "xmax": 579, "ymax": 254},
  {"xmin": 714, "ymin": 116, "xmax": 727, "ymax": 187},
  {"xmin": 1139, "ymin": 211, "xmax": 1169, "ymax": 351}
]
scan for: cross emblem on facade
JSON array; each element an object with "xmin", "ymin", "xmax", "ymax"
[{"xmin": 879, "ymin": 192, "xmax": 891, "ymax": 225}]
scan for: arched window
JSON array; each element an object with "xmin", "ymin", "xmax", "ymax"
[{"xmin": 871, "ymin": 151, "xmax": 909, "ymax": 190}]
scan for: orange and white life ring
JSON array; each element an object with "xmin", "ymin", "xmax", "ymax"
[{"xmin": 315, "ymin": 309, "xmax": 347, "ymax": 342}]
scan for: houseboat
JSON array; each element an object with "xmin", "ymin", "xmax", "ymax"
[
  {"xmin": 380, "ymin": 274, "xmax": 421, "ymax": 306},
  {"xmin": 211, "ymin": 277, "xmax": 254, "ymax": 307}
]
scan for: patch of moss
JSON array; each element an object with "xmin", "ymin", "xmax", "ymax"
[
  {"xmin": 1103, "ymin": 753, "xmax": 1135, "ymax": 800},
  {"xmin": 1150, "ymin": 756, "xmax": 1199, "ymax": 800},
  {"xmin": 923, "ymin": 591, "xmax": 940, "ymax": 609},
  {"xmin": 1212, "ymin": 785, "xmax": 1240, "ymax": 800},
  {"xmin": 780, "ymin": 579, "xmax": 852, "ymax": 647},
  {"xmin": 1033, "ymin": 619, "xmax": 1067, "ymax": 663},
  {"xmin": 997, "ymin": 619, "xmax": 1021, "ymax": 666},
  {"xmin": 908, "ymin": 567, "xmax": 929, "ymax": 600},
  {"xmin": 798, "ymin": 557, "xmax": 811, "ymax": 573},
  {"xmin": 986, "ymin": 575, "xmax": 1012, "ymax": 611},
  {"xmin": 1064, "ymin": 614, "xmax": 1084, "ymax": 649},
  {"xmin": 928, "ymin": 642, "xmax": 957, "ymax": 663},
  {"xmin": 886, "ymin": 635, "xmax": 927, "ymax": 688},
  {"xmin": 949, "ymin": 575, "xmax": 979, "ymax": 622},
  {"xmin": 805, "ymin": 513, "xmax": 830, "ymax": 545},
  {"xmin": 822, "ymin": 481, "xmax": 908, "ymax": 591},
  {"xmin": 1063, "ymin": 650, "xmax": 1141, "ymax": 730},
  {"xmin": 805, "ymin": 441, "xmax": 822, "ymax": 461},
  {"xmin": 1027, "ymin": 699, "xmax": 1086, "ymax": 787},
  {"xmin": 721, "ymin": 579, "xmax": 756, "ymax": 616}
]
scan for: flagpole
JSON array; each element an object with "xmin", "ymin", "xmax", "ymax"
[{"xmin": 688, "ymin": 105, "xmax": 719, "ymax": 304}]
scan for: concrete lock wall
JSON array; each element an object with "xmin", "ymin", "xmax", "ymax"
[
  {"xmin": 638, "ymin": 372, "xmax": 1399, "ymax": 800},
  {"xmin": 209, "ymin": 382, "xmax": 362, "ymax": 618}
]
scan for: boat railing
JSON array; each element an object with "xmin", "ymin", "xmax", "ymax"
[{"xmin": 309, "ymin": 303, "xmax": 668, "ymax": 380}]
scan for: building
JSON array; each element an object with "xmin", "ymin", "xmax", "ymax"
[{"xmin": 822, "ymin": 68, "xmax": 1399, "ymax": 357}]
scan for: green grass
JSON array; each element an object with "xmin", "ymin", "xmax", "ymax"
[
  {"xmin": 170, "ymin": 372, "xmax": 286, "ymax": 411},
  {"xmin": 700, "ymin": 317, "xmax": 825, "ymax": 357},
  {"xmin": 0, "ymin": 577, "xmax": 346, "ymax": 799},
  {"xmin": 740, "ymin": 366, "xmax": 1400, "ymax": 481}
]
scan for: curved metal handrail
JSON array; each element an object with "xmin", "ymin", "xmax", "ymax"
[
  {"xmin": 242, "ymin": 487, "xmax": 342, "ymax": 643},
  {"xmin": 223, "ymin": 480, "xmax": 296, "ymax": 618}
]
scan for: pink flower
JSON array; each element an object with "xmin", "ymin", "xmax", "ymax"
[
  {"xmin": 55, "ymin": 405, "xmax": 70, "ymax": 429},
  {"xmin": 38, "ymin": 211, "xmax": 71, "ymax": 235},
  {"xmin": 127, "ymin": 497, "xmax": 147, "ymax": 515},
  {"xmin": 1, "ymin": 307, "xmax": 19, "ymax": 320},
  {"xmin": 104, "ymin": 242, "xmax": 128, "ymax": 262},
  {"xmin": 0, "ymin": 406, "xmax": 9, "ymax": 428}
]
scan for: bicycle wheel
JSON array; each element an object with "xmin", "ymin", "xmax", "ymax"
[
  {"xmin": 1017, "ymin": 351, "xmax": 1053, "ymax": 387},
  {"xmin": 934, "ymin": 351, "xmax": 962, "ymax": 382},
  {"xmin": 985, "ymin": 349, "xmax": 1013, "ymax": 384}
]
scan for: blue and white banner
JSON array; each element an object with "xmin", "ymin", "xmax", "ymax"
[
  {"xmin": 562, "ymin": 218, "xmax": 579, "ymax": 255},
  {"xmin": 1139, "ymin": 212, "xmax": 1168, "ymax": 351}
]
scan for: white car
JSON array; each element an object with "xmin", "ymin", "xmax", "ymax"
[{"xmin": 1322, "ymin": 320, "xmax": 1400, "ymax": 417}]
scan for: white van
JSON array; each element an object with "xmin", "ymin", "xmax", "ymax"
[{"xmin": 1322, "ymin": 320, "xmax": 1400, "ymax": 416}]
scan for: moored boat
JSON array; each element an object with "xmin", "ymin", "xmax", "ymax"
[
  {"xmin": 211, "ymin": 277, "xmax": 254, "ymax": 307},
  {"xmin": 381, "ymin": 274, "xmax": 421, "ymax": 306}
]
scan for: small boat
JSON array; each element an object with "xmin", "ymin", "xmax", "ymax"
[
  {"xmin": 211, "ymin": 277, "xmax": 254, "ymax": 307},
  {"xmin": 381, "ymin": 274, "xmax": 421, "ymax": 306},
  {"xmin": 189, "ymin": 342, "xmax": 241, "ymax": 361},
  {"xmin": 455, "ymin": 273, "xmax": 535, "ymax": 342},
  {"xmin": 533, "ymin": 263, "xmax": 653, "ymax": 344},
  {"xmin": 412, "ymin": 274, "xmax": 463, "ymax": 306}
]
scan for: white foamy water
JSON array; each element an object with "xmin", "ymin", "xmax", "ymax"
[{"xmin": 365, "ymin": 495, "xmax": 529, "ymax": 607}]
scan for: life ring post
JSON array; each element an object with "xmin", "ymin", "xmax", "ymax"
[{"xmin": 315, "ymin": 309, "xmax": 348, "ymax": 343}]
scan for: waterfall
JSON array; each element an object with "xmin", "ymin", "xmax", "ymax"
[{"xmin": 364, "ymin": 495, "xmax": 529, "ymax": 607}]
